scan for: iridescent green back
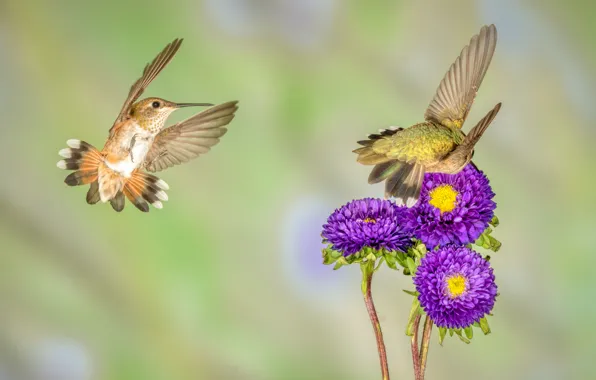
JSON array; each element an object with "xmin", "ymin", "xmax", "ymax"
[{"xmin": 372, "ymin": 122, "xmax": 462, "ymax": 165}]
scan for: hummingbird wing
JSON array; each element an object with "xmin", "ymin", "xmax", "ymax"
[
  {"xmin": 113, "ymin": 38, "xmax": 183, "ymax": 124},
  {"xmin": 143, "ymin": 101, "xmax": 238, "ymax": 172},
  {"xmin": 424, "ymin": 24, "xmax": 497, "ymax": 129},
  {"xmin": 462, "ymin": 103, "xmax": 501, "ymax": 147}
]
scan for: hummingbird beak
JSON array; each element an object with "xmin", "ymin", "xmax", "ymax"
[{"xmin": 174, "ymin": 102, "xmax": 214, "ymax": 108}]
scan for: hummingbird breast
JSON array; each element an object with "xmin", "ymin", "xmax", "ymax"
[{"xmin": 103, "ymin": 119, "xmax": 155, "ymax": 177}]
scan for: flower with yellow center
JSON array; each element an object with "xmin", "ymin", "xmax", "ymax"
[
  {"xmin": 428, "ymin": 184, "xmax": 458, "ymax": 213},
  {"xmin": 405, "ymin": 164, "xmax": 496, "ymax": 247},
  {"xmin": 445, "ymin": 274, "xmax": 467, "ymax": 298},
  {"xmin": 414, "ymin": 246, "xmax": 497, "ymax": 328}
]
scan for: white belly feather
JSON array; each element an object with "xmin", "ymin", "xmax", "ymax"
[{"xmin": 105, "ymin": 132, "xmax": 153, "ymax": 178}]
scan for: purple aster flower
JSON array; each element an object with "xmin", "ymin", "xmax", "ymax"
[
  {"xmin": 413, "ymin": 246, "xmax": 497, "ymax": 329},
  {"xmin": 406, "ymin": 164, "xmax": 496, "ymax": 248},
  {"xmin": 322, "ymin": 198, "xmax": 413, "ymax": 256}
]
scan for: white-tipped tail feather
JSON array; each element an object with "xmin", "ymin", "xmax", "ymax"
[
  {"xmin": 156, "ymin": 179, "xmax": 169, "ymax": 190},
  {"xmin": 66, "ymin": 139, "xmax": 82, "ymax": 149}
]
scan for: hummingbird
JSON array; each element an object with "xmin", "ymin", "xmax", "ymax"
[
  {"xmin": 353, "ymin": 25, "xmax": 501, "ymax": 207},
  {"xmin": 57, "ymin": 38, "xmax": 238, "ymax": 212}
]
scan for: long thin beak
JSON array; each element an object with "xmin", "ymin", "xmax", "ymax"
[{"xmin": 175, "ymin": 102, "xmax": 214, "ymax": 108}]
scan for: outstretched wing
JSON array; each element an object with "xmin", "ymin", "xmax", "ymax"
[
  {"xmin": 143, "ymin": 101, "xmax": 239, "ymax": 173},
  {"xmin": 424, "ymin": 24, "xmax": 497, "ymax": 129},
  {"xmin": 113, "ymin": 38, "xmax": 183, "ymax": 124},
  {"xmin": 462, "ymin": 102, "xmax": 502, "ymax": 147}
]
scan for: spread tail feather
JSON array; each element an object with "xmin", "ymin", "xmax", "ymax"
[
  {"xmin": 354, "ymin": 127, "xmax": 403, "ymax": 165},
  {"xmin": 58, "ymin": 139, "xmax": 103, "ymax": 186},
  {"xmin": 123, "ymin": 171, "xmax": 169, "ymax": 212},
  {"xmin": 58, "ymin": 139, "xmax": 169, "ymax": 212},
  {"xmin": 385, "ymin": 162, "xmax": 425, "ymax": 207},
  {"xmin": 368, "ymin": 160, "xmax": 402, "ymax": 184},
  {"xmin": 97, "ymin": 163, "xmax": 124, "ymax": 203}
]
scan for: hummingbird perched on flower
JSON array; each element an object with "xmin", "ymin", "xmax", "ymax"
[
  {"xmin": 354, "ymin": 25, "xmax": 501, "ymax": 207},
  {"xmin": 57, "ymin": 38, "xmax": 239, "ymax": 212}
]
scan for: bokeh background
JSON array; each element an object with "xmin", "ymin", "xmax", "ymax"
[{"xmin": 1, "ymin": 0, "xmax": 595, "ymax": 379}]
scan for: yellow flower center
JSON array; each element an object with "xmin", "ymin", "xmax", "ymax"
[
  {"xmin": 428, "ymin": 184, "xmax": 458, "ymax": 213},
  {"xmin": 362, "ymin": 217, "xmax": 377, "ymax": 224},
  {"xmin": 445, "ymin": 274, "xmax": 467, "ymax": 298}
]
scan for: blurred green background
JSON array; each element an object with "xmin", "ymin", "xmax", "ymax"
[{"xmin": 1, "ymin": 0, "xmax": 595, "ymax": 379}]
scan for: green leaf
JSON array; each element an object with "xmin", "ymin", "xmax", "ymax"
[
  {"xmin": 405, "ymin": 298, "xmax": 421, "ymax": 336},
  {"xmin": 464, "ymin": 326, "xmax": 474, "ymax": 339},
  {"xmin": 478, "ymin": 317, "xmax": 491, "ymax": 335},
  {"xmin": 438, "ymin": 327, "xmax": 447, "ymax": 346},
  {"xmin": 402, "ymin": 289, "xmax": 418, "ymax": 297}
]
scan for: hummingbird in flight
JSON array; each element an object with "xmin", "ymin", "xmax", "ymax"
[
  {"xmin": 354, "ymin": 25, "xmax": 501, "ymax": 207},
  {"xmin": 57, "ymin": 38, "xmax": 238, "ymax": 212}
]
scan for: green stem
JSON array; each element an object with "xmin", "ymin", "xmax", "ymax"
[
  {"xmin": 418, "ymin": 316, "xmax": 433, "ymax": 379},
  {"xmin": 362, "ymin": 264, "xmax": 390, "ymax": 380},
  {"xmin": 410, "ymin": 314, "xmax": 422, "ymax": 380}
]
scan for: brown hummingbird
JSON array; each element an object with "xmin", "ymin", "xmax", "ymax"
[
  {"xmin": 353, "ymin": 25, "xmax": 501, "ymax": 207},
  {"xmin": 57, "ymin": 38, "xmax": 238, "ymax": 212}
]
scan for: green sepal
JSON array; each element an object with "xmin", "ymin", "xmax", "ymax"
[
  {"xmin": 333, "ymin": 256, "xmax": 349, "ymax": 270},
  {"xmin": 474, "ymin": 226, "xmax": 501, "ymax": 252},
  {"xmin": 438, "ymin": 327, "xmax": 447, "ymax": 346},
  {"xmin": 453, "ymin": 329, "xmax": 470, "ymax": 344},
  {"xmin": 402, "ymin": 289, "xmax": 418, "ymax": 297},
  {"xmin": 322, "ymin": 246, "xmax": 343, "ymax": 265},
  {"xmin": 411, "ymin": 240, "xmax": 427, "ymax": 258},
  {"xmin": 405, "ymin": 298, "xmax": 422, "ymax": 336},
  {"xmin": 490, "ymin": 215, "xmax": 500, "ymax": 227},
  {"xmin": 478, "ymin": 317, "xmax": 491, "ymax": 335},
  {"xmin": 383, "ymin": 250, "xmax": 398, "ymax": 270},
  {"xmin": 406, "ymin": 257, "xmax": 417, "ymax": 275},
  {"xmin": 464, "ymin": 326, "xmax": 474, "ymax": 339}
]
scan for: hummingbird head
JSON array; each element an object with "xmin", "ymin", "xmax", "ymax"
[{"xmin": 131, "ymin": 97, "xmax": 214, "ymax": 133}]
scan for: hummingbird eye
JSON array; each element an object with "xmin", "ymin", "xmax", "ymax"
[{"xmin": 151, "ymin": 101, "xmax": 160, "ymax": 108}]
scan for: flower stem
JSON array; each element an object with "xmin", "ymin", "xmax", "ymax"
[
  {"xmin": 418, "ymin": 315, "xmax": 433, "ymax": 379},
  {"xmin": 410, "ymin": 314, "xmax": 422, "ymax": 380},
  {"xmin": 361, "ymin": 264, "xmax": 390, "ymax": 380}
]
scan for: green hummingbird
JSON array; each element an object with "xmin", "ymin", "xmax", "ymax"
[{"xmin": 353, "ymin": 24, "xmax": 501, "ymax": 206}]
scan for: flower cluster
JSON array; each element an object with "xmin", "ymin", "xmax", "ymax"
[{"xmin": 321, "ymin": 164, "xmax": 500, "ymax": 331}]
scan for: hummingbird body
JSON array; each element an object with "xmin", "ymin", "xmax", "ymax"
[
  {"xmin": 102, "ymin": 119, "xmax": 151, "ymax": 177},
  {"xmin": 102, "ymin": 97, "xmax": 181, "ymax": 178},
  {"xmin": 368, "ymin": 122, "xmax": 464, "ymax": 166},
  {"xmin": 57, "ymin": 39, "xmax": 239, "ymax": 212},
  {"xmin": 354, "ymin": 25, "xmax": 501, "ymax": 206}
]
